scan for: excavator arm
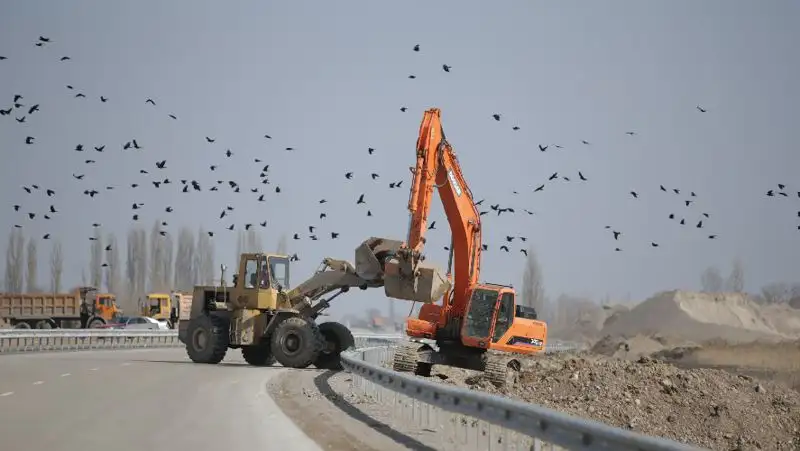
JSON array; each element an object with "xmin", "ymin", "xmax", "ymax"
[
  {"xmin": 384, "ymin": 108, "xmax": 481, "ymax": 314},
  {"xmin": 280, "ymin": 237, "xmax": 412, "ymax": 316}
]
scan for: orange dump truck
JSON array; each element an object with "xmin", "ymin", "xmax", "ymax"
[{"xmin": 0, "ymin": 286, "xmax": 121, "ymax": 329}]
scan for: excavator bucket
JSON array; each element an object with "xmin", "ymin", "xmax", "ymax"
[
  {"xmin": 354, "ymin": 237, "xmax": 405, "ymax": 281},
  {"xmin": 383, "ymin": 256, "xmax": 451, "ymax": 304}
]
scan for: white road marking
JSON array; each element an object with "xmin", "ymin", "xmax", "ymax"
[
  {"xmin": 120, "ymin": 362, "xmax": 131, "ymax": 366},
  {"xmin": 32, "ymin": 381, "xmax": 43, "ymax": 385},
  {"xmin": 0, "ymin": 392, "xmax": 13, "ymax": 397},
  {"xmin": 89, "ymin": 368, "xmax": 98, "ymax": 371},
  {"xmin": 60, "ymin": 373, "xmax": 70, "ymax": 377}
]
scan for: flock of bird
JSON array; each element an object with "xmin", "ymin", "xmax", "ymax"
[
  {"xmin": 2, "ymin": 35, "xmax": 730, "ymax": 270},
  {"xmin": 766, "ymin": 183, "xmax": 800, "ymax": 231}
]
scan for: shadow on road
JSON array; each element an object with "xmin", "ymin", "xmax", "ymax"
[
  {"xmin": 130, "ymin": 359, "xmax": 320, "ymax": 371},
  {"xmin": 313, "ymin": 370, "xmax": 436, "ymax": 451}
]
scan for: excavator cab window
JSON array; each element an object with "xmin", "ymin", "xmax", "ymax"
[
  {"xmin": 267, "ymin": 256, "xmax": 290, "ymax": 290},
  {"xmin": 492, "ymin": 292, "xmax": 515, "ymax": 342},
  {"xmin": 463, "ymin": 288, "xmax": 500, "ymax": 340},
  {"xmin": 243, "ymin": 258, "xmax": 258, "ymax": 289}
]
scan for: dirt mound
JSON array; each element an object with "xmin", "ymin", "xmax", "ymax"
[
  {"xmin": 760, "ymin": 304, "xmax": 800, "ymax": 338},
  {"xmin": 600, "ymin": 290, "xmax": 788, "ymax": 344},
  {"xmin": 425, "ymin": 353, "xmax": 800, "ymax": 450},
  {"xmin": 654, "ymin": 339, "xmax": 800, "ymax": 391},
  {"xmin": 590, "ymin": 334, "xmax": 692, "ymax": 360}
]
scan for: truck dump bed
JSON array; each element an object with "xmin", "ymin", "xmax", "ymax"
[{"xmin": 0, "ymin": 293, "xmax": 82, "ymax": 320}]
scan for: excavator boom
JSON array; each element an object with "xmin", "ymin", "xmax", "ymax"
[{"xmin": 384, "ymin": 108, "xmax": 481, "ymax": 314}]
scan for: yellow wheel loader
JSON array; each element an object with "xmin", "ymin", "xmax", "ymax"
[{"xmin": 178, "ymin": 237, "xmax": 449, "ymax": 370}]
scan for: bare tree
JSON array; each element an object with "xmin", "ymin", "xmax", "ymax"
[
  {"xmin": 521, "ymin": 246, "xmax": 545, "ymax": 314},
  {"xmin": 150, "ymin": 220, "xmax": 166, "ymax": 292},
  {"xmin": 125, "ymin": 226, "xmax": 149, "ymax": 312},
  {"xmin": 126, "ymin": 228, "xmax": 137, "ymax": 300},
  {"xmin": 26, "ymin": 237, "xmax": 38, "ymax": 292},
  {"xmin": 246, "ymin": 230, "xmax": 263, "ymax": 253},
  {"xmin": 50, "ymin": 239, "xmax": 63, "ymax": 292},
  {"xmin": 276, "ymin": 233, "xmax": 288, "ymax": 255},
  {"xmin": 195, "ymin": 227, "xmax": 215, "ymax": 285},
  {"xmin": 235, "ymin": 230, "xmax": 244, "ymax": 263},
  {"xmin": 725, "ymin": 258, "xmax": 745, "ymax": 293},
  {"xmin": 135, "ymin": 229, "xmax": 148, "ymax": 296},
  {"xmin": 106, "ymin": 234, "xmax": 121, "ymax": 294},
  {"xmin": 5, "ymin": 229, "xmax": 25, "ymax": 292},
  {"xmin": 760, "ymin": 282, "xmax": 793, "ymax": 304},
  {"xmin": 174, "ymin": 228, "xmax": 196, "ymax": 291},
  {"xmin": 700, "ymin": 266, "xmax": 723, "ymax": 292},
  {"xmin": 89, "ymin": 227, "xmax": 103, "ymax": 288},
  {"xmin": 160, "ymin": 232, "xmax": 175, "ymax": 291}
]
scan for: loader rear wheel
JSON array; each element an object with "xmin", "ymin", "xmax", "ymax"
[
  {"xmin": 186, "ymin": 314, "xmax": 229, "ymax": 364},
  {"xmin": 313, "ymin": 321, "xmax": 355, "ymax": 370},
  {"xmin": 241, "ymin": 345, "xmax": 277, "ymax": 366},
  {"xmin": 270, "ymin": 316, "xmax": 323, "ymax": 369}
]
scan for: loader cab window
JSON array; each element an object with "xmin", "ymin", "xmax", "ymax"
[
  {"xmin": 267, "ymin": 256, "xmax": 290, "ymax": 290},
  {"xmin": 492, "ymin": 292, "xmax": 515, "ymax": 342},
  {"xmin": 244, "ymin": 258, "xmax": 258, "ymax": 289}
]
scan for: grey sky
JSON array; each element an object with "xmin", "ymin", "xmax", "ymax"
[{"xmin": 1, "ymin": 1, "xmax": 798, "ymax": 317}]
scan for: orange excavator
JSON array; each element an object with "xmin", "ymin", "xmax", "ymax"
[{"xmin": 382, "ymin": 108, "xmax": 548, "ymax": 387}]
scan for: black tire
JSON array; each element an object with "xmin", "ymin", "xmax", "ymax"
[
  {"xmin": 241, "ymin": 345, "xmax": 277, "ymax": 366},
  {"xmin": 13, "ymin": 322, "xmax": 31, "ymax": 329},
  {"xmin": 186, "ymin": 314, "xmax": 229, "ymax": 364},
  {"xmin": 314, "ymin": 321, "xmax": 355, "ymax": 370},
  {"xmin": 35, "ymin": 320, "xmax": 53, "ymax": 329},
  {"xmin": 87, "ymin": 317, "xmax": 105, "ymax": 329},
  {"xmin": 270, "ymin": 316, "xmax": 323, "ymax": 369}
]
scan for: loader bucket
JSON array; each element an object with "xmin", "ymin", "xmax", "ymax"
[
  {"xmin": 383, "ymin": 257, "xmax": 451, "ymax": 303},
  {"xmin": 354, "ymin": 237, "xmax": 405, "ymax": 281}
]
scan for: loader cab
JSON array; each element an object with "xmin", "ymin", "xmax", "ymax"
[{"xmin": 233, "ymin": 253, "xmax": 291, "ymax": 310}]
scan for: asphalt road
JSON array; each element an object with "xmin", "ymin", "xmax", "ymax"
[{"xmin": 0, "ymin": 348, "xmax": 321, "ymax": 451}]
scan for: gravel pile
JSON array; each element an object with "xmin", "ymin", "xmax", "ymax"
[{"xmin": 422, "ymin": 352, "xmax": 800, "ymax": 450}]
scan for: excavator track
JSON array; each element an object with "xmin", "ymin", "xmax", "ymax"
[
  {"xmin": 484, "ymin": 356, "xmax": 520, "ymax": 389},
  {"xmin": 392, "ymin": 343, "xmax": 431, "ymax": 376}
]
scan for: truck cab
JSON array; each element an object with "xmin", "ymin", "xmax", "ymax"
[
  {"xmin": 79, "ymin": 288, "xmax": 122, "ymax": 327},
  {"xmin": 141, "ymin": 293, "xmax": 171, "ymax": 321}
]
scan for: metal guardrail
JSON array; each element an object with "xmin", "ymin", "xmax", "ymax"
[
  {"xmin": 0, "ymin": 329, "xmax": 404, "ymax": 355},
  {"xmin": 0, "ymin": 329, "xmax": 182, "ymax": 354},
  {"xmin": 340, "ymin": 345, "xmax": 704, "ymax": 451}
]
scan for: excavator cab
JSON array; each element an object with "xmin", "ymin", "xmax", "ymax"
[{"xmin": 461, "ymin": 284, "xmax": 547, "ymax": 353}]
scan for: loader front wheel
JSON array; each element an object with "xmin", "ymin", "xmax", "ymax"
[
  {"xmin": 241, "ymin": 345, "xmax": 277, "ymax": 366},
  {"xmin": 186, "ymin": 314, "xmax": 229, "ymax": 364},
  {"xmin": 313, "ymin": 321, "xmax": 355, "ymax": 370},
  {"xmin": 270, "ymin": 316, "xmax": 323, "ymax": 369}
]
